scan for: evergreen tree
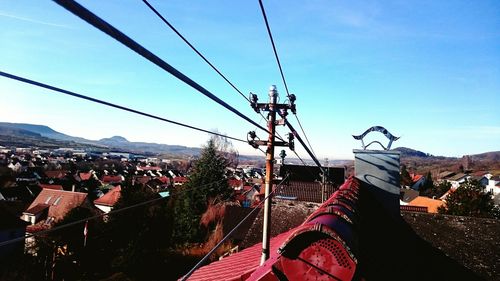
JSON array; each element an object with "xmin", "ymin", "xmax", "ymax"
[
  {"xmin": 172, "ymin": 137, "xmax": 233, "ymax": 243},
  {"xmin": 109, "ymin": 185, "xmax": 173, "ymax": 260},
  {"xmin": 422, "ymin": 181, "xmax": 451, "ymax": 199},
  {"xmin": 438, "ymin": 179, "xmax": 495, "ymax": 218},
  {"xmin": 420, "ymin": 171, "xmax": 434, "ymax": 194},
  {"xmin": 400, "ymin": 165, "xmax": 413, "ymax": 187}
]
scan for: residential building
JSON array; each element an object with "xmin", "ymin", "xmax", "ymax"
[{"xmin": 94, "ymin": 186, "xmax": 121, "ymax": 214}]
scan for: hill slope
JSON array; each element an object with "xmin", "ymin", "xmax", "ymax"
[{"xmin": 0, "ymin": 122, "xmax": 200, "ymax": 155}]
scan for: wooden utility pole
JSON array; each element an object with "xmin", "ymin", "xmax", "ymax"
[
  {"xmin": 261, "ymin": 85, "xmax": 277, "ymax": 264},
  {"xmin": 248, "ymin": 85, "xmax": 295, "ymax": 265},
  {"xmin": 321, "ymin": 158, "xmax": 329, "ymax": 203}
]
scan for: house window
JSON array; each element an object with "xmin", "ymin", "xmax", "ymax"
[
  {"xmin": 44, "ymin": 196, "xmax": 52, "ymax": 204},
  {"xmin": 53, "ymin": 196, "xmax": 62, "ymax": 205},
  {"xmin": 45, "ymin": 217, "xmax": 54, "ymax": 225}
]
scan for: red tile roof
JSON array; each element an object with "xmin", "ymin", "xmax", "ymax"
[
  {"xmin": 411, "ymin": 174, "xmax": 424, "ymax": 183},
  {"xmin": 102, "ymin": 175, "xmax": 124, "ymax": 183},
  {"xmin": 188, "ymin": 177, "xmax": 360, "ymax": 281},
  {"xmin": 44, "ymin": 170, "xmax": 67, "ymax": 179},
  {"xmin": 24, "ymin": 203, "xmax": 50, "ymax": 215},
  {"xmin": 186, "ymin": 230, "xmax": 293, "ymax": 281},
  {"xmin": 158, "ymin": 176, "xmax": 170, "ymax": 184},
  {"xmin": 94, "ymin": 186, "xmax": 121, "ymax": 207},
  {"xmin": 228, "ymin": 179, "xmax": 243, "ymax": 188},
  {"xmin": 79, "ymin": 172, "xmax": 93, "ymax": 181},
  {"xmin": 25, "ymin": 189, "xmax": 87, "ymax": 223},
  {"xmin": 408, "ymin": 196, "xmax": 444, "ymax": 213},
  {"xmin": 174, "ymin": 177, "xmax": 188, "ymax": 184},
  {"xmin": 39, "ymin": 184, "xmax": 64, "ymax": 190}
]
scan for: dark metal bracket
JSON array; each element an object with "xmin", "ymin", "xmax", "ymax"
[{"xmin": 352, "ymin": 126, "xmax": 399, "ymax": 150}]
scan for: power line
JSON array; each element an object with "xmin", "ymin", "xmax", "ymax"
[
  {"xmin": 285, "ymin": 119, "xmax": 324, "ymax": 170},
  {"xmin": 291, "ymin": 150, "xmax": 322, "ymax": 180},
  {"xmin": 257, "ymin": 0, "xmax": 290, "ymax": 97},
  {"xmin": 294, "ymin": 115, "xmax": 317, "ymax": 157},
  {"xmin": 0, "ymin": 178, "xmax": 228, "ymax": 248},
  {"xmin": 141, "ymin": 0, "xmax": 285, "ymax": 143},
  {"xmin": 53, "ymin": 0, "xmax": 272, "ymax": 138},
  {"xmin": 292, "ymin": 150, "xmax": 309, "ymax": 168},
  {"xmin": 0, "ymin": 71, "xmax": 246, "ymax": 143},
  {"xmin": 141, "ymin": 0, "xmax": 247, "ymax": 102},
  {"xmin": 181, "ymin": 174, "xmax": 290, "ymax": 281},
  {"xmin": 257, "ymin": 0, "xmax": 319, "ymax": 159}
]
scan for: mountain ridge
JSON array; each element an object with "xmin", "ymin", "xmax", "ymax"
[
  {"xmin": 0, "ymin": 122, "xmax": 200, "ymax": 156},
  {"xmin": 0, "ymin": 122, "xmax": 498, "ymax": 161}
]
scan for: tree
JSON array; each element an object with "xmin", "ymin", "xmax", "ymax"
[
  {"xmin": 438, "ymin": 179, "xmax": 495, "ymax": 218},
  {"xmin": 172, "ymin": 136, "xmax": 234, "ymax": 243},
  {"xmin": 419, "ymin": 171, "xmax": 434, "ymax": 194},
  {"xmin": 422, "ymin": 180, "xmax": 451, "ymax": 199},
  {"xmin": 107, "ymin": 185, "xmax": 173, "ymax": 273},
  {"xmin": 400, "ymin": 165, "xmax": 413, "ymax": 187}
]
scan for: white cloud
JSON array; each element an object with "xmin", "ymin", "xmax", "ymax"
[{"xmin": 0, "ymin": 11, "xmax": 72, "ymax": 29}]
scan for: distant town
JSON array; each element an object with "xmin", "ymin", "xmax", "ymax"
[{"xmin": 0, "ymin": 123, "xmax": 499, "ymax": 280}]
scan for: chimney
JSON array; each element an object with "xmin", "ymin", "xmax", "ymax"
[
  {"xmin": 71, "ymin": 184, "xmax": 75, "ymax": 192},
  {"xmin": 352, "ymin": 126, "xmax": 401, "ymax": 218}
]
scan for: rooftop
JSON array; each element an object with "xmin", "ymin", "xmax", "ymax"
[
  {"xmin": 407, "ymin": 196, "xmax": 445, "ymax": 213},
  {"xmin": 24, "ymin": 189, "xmax": 87, "ymax": 222},
  {"xmin": 94, "ymin": 186, "xmax": 121, "ymax": 207}
]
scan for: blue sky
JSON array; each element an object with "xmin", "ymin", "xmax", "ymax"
[{"xmin": 0, "ymin": 0, "xmax": 499, "ymax": 159}]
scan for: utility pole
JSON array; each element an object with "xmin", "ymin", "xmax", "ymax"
[
  {"xmin": 321, "ymin": 158, "xmax": 329, "ymax": 203},
  {"xmin": 248, "ymin": 85, "xmax": 295, "ymax": 265},
  {"xmin": 262, "ymin": 86, "xmax": 277, "ymax": 265}
]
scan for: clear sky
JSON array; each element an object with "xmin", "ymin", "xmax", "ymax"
[{"xmin": 1, "ymin": 0, "xmax": 499, "ymax": 160}]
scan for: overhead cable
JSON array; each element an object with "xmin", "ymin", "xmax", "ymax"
[
  {"xmin": 141, "ymin": 0, "xmax": 285, "ymax": 143},
  {"xmin": 54, "ymin": 0, "xmax": 272, "ymax": 137},
  {"xmin": 285, "ymin": 119, "xmax": 323, "ymax": 170},
  {"xmin": 294, "ymin": 115, "xmax": 317, "ymax": 157},
  {"xmin": 257, "ymin": 0, "xmax": 319, "ymax": 158},
  {"xmin": 291, "ymin": 150, "xmax": 322, "ymax": 180},
  {"xmin": 141, "ymin": 0, "xmax": 248, "ymax": 101},
  {"xmin": 0, "ymin": 71, "xmax": 246, "ymax": 143},
  {"xmin": 257, "ymin": 0, "xmax": 290, "ymax": 97}
]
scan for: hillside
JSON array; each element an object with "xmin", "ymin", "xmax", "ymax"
[
  {"xmin": 394, "ymin": 147, "xmax": 433, "ymax": 158},
  {"xmin": 0, "ymin": 122, "xmax": 201, "ymax": 156},
  {"xmin": 0, "ymin": 122, "xmax": 83, "ymax": 142},
  {"xmin": 396, "ymin": 146, "xmax": 500, "ymax": 175},
  {"xmin": 0, "ymin": 125, "xmax": 103, "ymax": 150}
]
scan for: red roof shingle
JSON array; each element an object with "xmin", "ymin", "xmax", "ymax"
[
  {"xmin": 24, "ymin": 203, "xmax": 50, "ymax": 215},
  {"xmin": 187, "ymin": 231, "xmax": 292, "ymax": 281},
  {"xmin": 25, "ymin": 189, "xmax": 87, "ymax": 223},
  {"xmin": 102, "ymin": 175, "xmax": 123, "ymax": 183},
  {"xmin": 79, "ymin": 172, "xmax": 93, "ymax": 181},
  {"xmin": 44, "ymin": 170, "xmax": 67, "ymax": 179},
  {"xmin": 94, "ymin": 186, "xmax": 121, "ymax": 207}
]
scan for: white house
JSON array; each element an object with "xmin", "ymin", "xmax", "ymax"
[{"xmin": 446, "ymin": 173, "xmax": 470, "ymax": 189}]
